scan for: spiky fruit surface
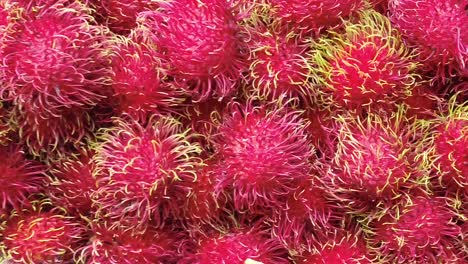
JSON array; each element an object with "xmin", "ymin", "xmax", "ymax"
[
  {"xmin": 180, "ymin": 228, "xmax": 289, "ymax": 264},
  {"xmin": 213, "ymin": 101, "xmax": 314, "ymax": 212},
  {"xmin": 430, "ymin": 98, "xmax": 468, "ymax": 191},
  {"xmin": 78, "ymin": 223, "xmax": 184, "ymax": 264},
  {"xmin": 272, "ymin": 177, "xmax": 332, "ymax": 251},
  {"xmin": 370, "ymin": 195, "xmax": 461, "ymax": 262},
  {"xmin": 247, "ymin": 24, "xmax": 312, "ymax": 102},
  {"xmin": 109, "ymin": 37, "xmax": 183, "ymax": 119},
  {"xmin": 46, "ymin": 149, "xmax": 98, "ymax": 217},
  {"xmin": 1, "ymin": 2, "xmax": 109, "ymax": 157},
  {"xmin": 0, "ymin": 145, "xmax": 44, "ymax": 215},
  {"xmin": 313, "ymin": 10, "xmax": 418, "ymax": 112},
  {"xmin": 1, "ymin": 210, "xmax": 84, "ymax": 264},
  {"xmin": 267, "ymin": 0, "xmax": 364, "ymax": 34},
  {"xmin": 0, "ymin": 104, "xmax": 12, "ymax": 145},
  {"xmin": 141, "ymin": 0, "xmax": 246, "ymax": 101},
  {"xmin": 92, "ymin": 0, "xmax": 159, "ymax": 34},
  {"xmin": 1, "ymin": 2, "xmax": 108, "ymax": 114},
  {"xmin": 389, "ymin": 0, "xmax": 468, "ymax": 80},
  {"xmin": 297, "ymin": 231, "xmax": 372, "ymax": 263},
  {"xmin": 329, "ymin": 111, "xmax": 423, "ymax": 210},
  {"xmin": 92, "ymin": 116, "xmax": 202, "ymax": 231}
]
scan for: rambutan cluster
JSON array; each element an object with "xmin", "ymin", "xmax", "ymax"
[{"xmin": 0, "ymin": 1, "xmax": 465, "ymax": 263}]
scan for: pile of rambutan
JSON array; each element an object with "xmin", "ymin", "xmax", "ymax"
[{"xmin": 0, "ymin": 0, "xmax": 466, "ymax": 263}]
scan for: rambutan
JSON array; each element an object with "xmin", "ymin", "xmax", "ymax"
[
  {"xmin": 180, "ymin": 227, "xmax": 290, "ymax": 264},
  {"xmin": 369, "ymin": 195, "xmax": 461, "ymax": 262},
  {"xmin": 267, "ymin": 0, "xmax": 365, "ymax": 35},
  {"xmin": 140, "ymin": 0, "xmax": 247, "ymax": 101},
  {"xmin": 271, "ymin": 176, "xmax": 333, "ymax": 251},
  {"xmin": 77, "ymin": 222, "xmax": 185, "ymax": 264},
  {"xmin": 425, "ymin": 96, "xmax": 467, "ymax": 192},
  {"xmin": 91, "ymin": 0, "xmax": 159, "ymax": 34},
  {"xmin": 389, "ymin": 0, "xmax": 468, "ymax": 81},
  {"xmin": 312, "ymin": 10, "xmax": 418, "ymax": 112},
  {"xmin": 247, "ymin": 22, "xmax": 313, "ymax": 102},
  {"xmin": 1, "ymin": 207, "xmax": 85, "ymax": 264},
  {"xmin": 296, "ymin": 229, "xmax": 373, "ymax": 263},
  {"xmin": 212, "ymin": 100, "xmax": 314, "ymax": 213},
  {"xmin": 92, "ymin": 115, "xmax": 202, "ymax": 231},
  {"xmin": 0, "ymin": 144, "xmax": 45, "ymax": 215},
  {"xmin": 108, "ymin": 36, "xmax": 184, "ymax": 120},
  {"xmin": 327, "ymin": 110, "xmax": 425, "ymax": 211},
  {"xmin": 45, "ymin": 148, "xmax": 99, "ymax": 217}
]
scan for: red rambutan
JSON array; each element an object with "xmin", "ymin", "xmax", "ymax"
[
  {"xmin": 1, "ymin": 207, "xmax": 85, "ymax": 264},
  {"xmin": 108, "ymin": 36, "xmax": 184, "ymax": 120},
  {"xmin": 180, "ymin": 227, "xmax": 290, "ymax": 264},
  {"xmin": 212, "ymin": 100, "xmax": 314, "ymax": 213},
  {"xmin": 140, "ymin": 0, "xmax": 247, "ymax": 101},
  {"xmin": 91, "ymin": 0, "xmax": 159, "ymax": 34},
  {"xmin": 296, "ymin": 229, "xmax": 373, "ymax": 264},
  {"xmin": 267, "ymin": 0, "xmax": 365, "ymax": 35},
  {"xmin": 45, "ymin": 148, "xmax": 99, "ymax": 217},
  {"xmin": 425, "ymin": 96, "xmax": 467, "ymax": 192},
  {"xmin": 369, "ymin": 195, "xmax": 461, "ymax": 262},
  {"xmin": 247, "ymin": 22, "xmax": 313, "ymax": 102},
  {"xmin": 312, "ymin": 10, "xmax": 418, "ymax": 112},
  {"xmin": 77, "ymin": 222, "xmax": 185, "ymax": 264},
  {"xmin": 389, "ymin": 0, "xmax": 468, "ymax": 81},
  {"xmin": 327, "ymin": 110, "xmax": 425, "ymax": 211},
  {"xmin": 0, "ymin": 144, "xmax": 45, "ymax": 215},
  {"xmin": 92, "ymin": 115, "xmax": 202, "ymax": 231}
]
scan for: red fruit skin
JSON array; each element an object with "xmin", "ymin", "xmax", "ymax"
[
  {"xmin": 313, "ymin": 10, "xmax": 418, "ymax": 112},
  {"xmin": 0, "ymin": 144, "xmax": 45, "ymax": 215},
  {"xmin": 109, "ymin": 37, "xmax": 184, "ymax": 120},
  {"xmin": 0, "ymin": 2, "xmax": 110, "ymax": 157},
  {"xmin": 77, "ymin": 223, "xmax": 184, "ymax": 264},
  {"xmin": 268, "ymin": 0, "xmax": 364, "ymax": 35},
  {"xmin": 328, "ymin": 111, "xmax": 423, "ymax": 212},
  {"xmin": 91, "ymin": 0, "xmax": 159, "ymax": 34},
  {"xmin": 401, "ymin": 84, "xmax": 441, "ymax": 120},
  {"xmin": 371, "ymin": 196, "xmax": 461, "ymax": 263},
  {"xmin": 92, "ymin": 116, "xmax": 202, "ymax": 232},
  {"xmin": 297, "ymin": 231, "xmax": 373, "ymax": 264},
  {"xmin": 46, "ymin": 149, "xmax": 98, "ymax": 217},
  {"xmin": 389, "ymin": 0, "xmax": 468, "ymax": 81},
  {"xmin": 141, "ymin": 0, "xmax": 247, "ymax": 101},
  {"xmin": 247, "ymin": 24, "xmax": 312, "ymax": 102},
  {"xmin": 434, "ymin": 117, "xmax": 468, "ymax": 191},
  {"xmin": 272, "ymin": 177, "xmax": 333, "ymax": 251},
  {"xmin": 213, "ymin": 101, "xmax": 314, "ymax": 213},
  {"xmin": 2, "ymin": 211, "xmax": 84, "ymax": 264},
  {"xmin": 180, "ymin": 228, "xmax": 290, "ymax": 264}
]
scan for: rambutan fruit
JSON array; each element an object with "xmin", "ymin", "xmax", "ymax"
[
  {"xmin": 1, "ymin": 207, "xmax": 85, "ymax": 264},
  {"xmin": 92, "ymin": 115, "xmax": 202, "ymax": 232},
  {"xmin": 45, "ymin": 148, "xmax": 99, "ymax": 217},
  {"xmin": 424, "ymin": 96, "xmax": 467, "ymax": 192},
  {"xmin": 368, "ymin": 195, "xmax": 461, "ymax": 262},
  {"xmin": 108, "ymin": 36, "xmax": 184, "ymax": 120},
  {"xmin": 400, "ymin": 84, "xmax": 442, "ymax": 120},
  {"xmin": 0, "ymin": 2, "xmax": 109, "ymax": 115},
  {"xmin": 140, "ymin": 0, "xmax": 247, "ymax": 101},
  {"xmin": 0, "ymin": 144, "xmax": 45, "ymax": 215},
  {"xmin": 327, "ymin": 109, "xmax": 425, "ymax": 212},
  {"xmin": 296, "ymin": 229, "xmax": 373, "ymax": 263},
  {"xmin": 312, "ymin": 10, "xmax": 419, "ymax": 112},
  {"xmin": 212, "ymin": 100, "xmax": 314, "ymax": 213},
  {"xmin": 271, "ymin": 176, "xmax": 334, "ymax": 252},
  {"xmin": 77, "ymin": 222, "xmax": 185, "ymax": 264},
  {"xmin": 266, "ymin": 0, "xmax": 365, "ymax": 35},
  {"xmin": 90, "ymin": 0, "xmax": 159, "ymax": 34},
  {"xmin": 0, "ymin": 103, "xmax": 12, "ymax": 145},
  {"xmin": 388, "ymin": 0, "xmax": 468, "ymax": 81},
  {"xmin": 180, "ymin": 227, "xmax": 290, "ymax": 264},
  {"xmin": 246, "ymin": 22, "xmax": 313, "ymax": 102}
]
